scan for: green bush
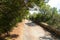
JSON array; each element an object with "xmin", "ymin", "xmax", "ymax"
[{"xmin": 0, "ymin": 0, "xmax": 28, "ymax": 34}]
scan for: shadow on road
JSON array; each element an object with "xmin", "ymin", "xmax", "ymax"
[
  {"xmin": 0, "ymin": 34, "xmax": 19, "ymax": 40},
  {"xmin": 25, "ymin": 22, "xmax": 36, "ymax": 26},
  {"xmin": 39, "ymin": 36, "xmax": 53, "ymax": 40},
  {"xmin": 10, "ymin": 34, "xmax": 19, "ymax": 39}
]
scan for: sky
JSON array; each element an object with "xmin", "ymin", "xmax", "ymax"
[
  {"xmin": 48, "ymin": 0, "xmax": 60, "ymax": 10},
  {"xmin": 29, "ymin": 5, "xmax": 40, "ymax": 14}
]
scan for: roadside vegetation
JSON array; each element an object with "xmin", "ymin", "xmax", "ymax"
[{"xmin": 29, "ymin": 4, "xmax": 60, "ymax": 30}]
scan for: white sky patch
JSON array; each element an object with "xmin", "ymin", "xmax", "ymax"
[
  {"xmin": 29, "ymin": 11, "xmax": 39, "ymax": 14},
  {"xmin": 48, "ymin": 0, "xmax": 60, "ymax": 9},
  {"xmin": 29, "ymin": 5, "xmax": 40, "ymax": 14}
]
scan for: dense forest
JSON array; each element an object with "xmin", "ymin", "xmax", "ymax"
[
  {"xmin": 0, "ymin": 0, "xmax": 60, "ymax": 40},
  {"xmin": 29, "ymin": 2, "xmax": 60, "ymax": 30},
  {"xmin": 29, "ymin": 7, "xmax": 60, "ymax": 29}
]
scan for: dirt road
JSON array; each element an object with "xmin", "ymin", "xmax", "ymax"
[{"xmin": 10, "ymin": 20, "xmax": 59, "ymax": 40}]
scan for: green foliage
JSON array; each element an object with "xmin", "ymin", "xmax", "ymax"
[
  {"xmin": 0, "ymin": 0, "xmax": 47, "ymax": 34},
  {"xmin": 0, "ymin": 0, "xmax": 29, "ymax": 34},
  {"xmin": 29, "ymin": 4, "xmax": 60, "ymax": 30}
]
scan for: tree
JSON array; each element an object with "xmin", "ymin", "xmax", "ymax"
[
  {"xmin": 0, "ymin": 0, "xmax": 28, "ymax": 35},
  {"xmin": 0, "ymin": 0, "xmax": 47, "ymax": 35},
  {"xmin": 48, "ymin": 7, "xmax": 58, "ymax": 25}
]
